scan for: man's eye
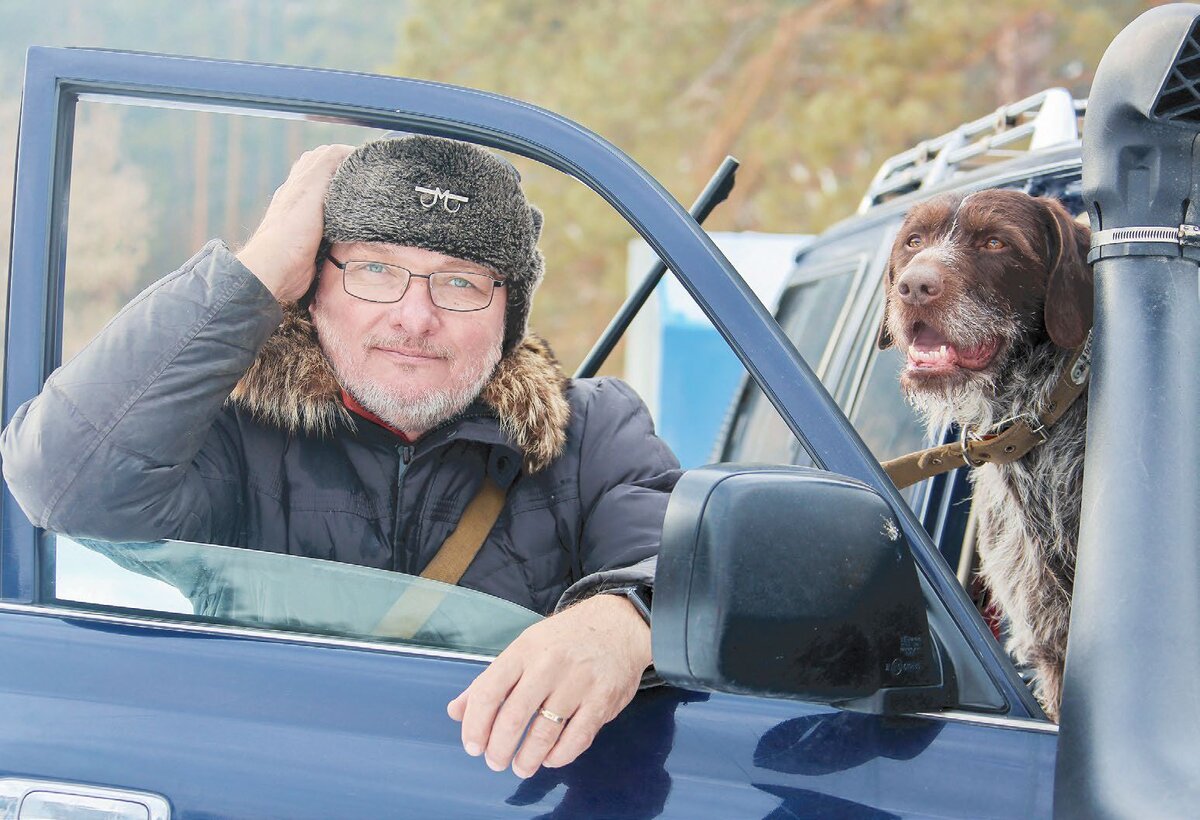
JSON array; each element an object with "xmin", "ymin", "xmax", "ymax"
[
  {"xmin": 446, "ymin": 275, "xmax": 479, "ymax": 290},
  {"xmin": 348, "ymin": 261, "xmax": 393, "ymax": 278},
  {"xmin": 906, "ymin": 234, "xmax": 923, "ymax": 249}
]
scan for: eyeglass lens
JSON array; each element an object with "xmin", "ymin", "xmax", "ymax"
[{"xmin": 342, "ymin": 261, "xmax": 497, "ymax": 311}]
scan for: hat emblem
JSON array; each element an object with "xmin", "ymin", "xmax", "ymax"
[{"xmin": 415, "ymin": 185, "xmax": 470, "ymax": 213}]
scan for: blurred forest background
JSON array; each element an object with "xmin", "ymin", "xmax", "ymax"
[{"xmin": 0, "ymin": 0, "xmax": 1156, "ymax": 368}]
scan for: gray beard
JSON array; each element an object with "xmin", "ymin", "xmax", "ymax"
[
  {"xmin": 343, "ymin": 368, "xmax": 495, "ymax": 436},
  {"xmin": 311, "ymin": 312, "xmax": 501, "ymax": 437}
]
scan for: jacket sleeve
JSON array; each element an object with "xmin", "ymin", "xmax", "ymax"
[
  {"xmin": 0, "ymin": 241, "xmax": 283, "ymax": 544},
  {"xmin": 556, "ymin": 378, "xmax": 681, "ymax": 611}
]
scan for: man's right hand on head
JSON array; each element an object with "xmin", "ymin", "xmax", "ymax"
[{"xmin": 237, "ymin": 144, "xmax": 356, "ymax": 302}]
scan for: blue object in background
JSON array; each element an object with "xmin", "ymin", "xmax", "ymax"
[{"xmin": 626, "ymin": 232, "xmax": 809, "ymax": 467}]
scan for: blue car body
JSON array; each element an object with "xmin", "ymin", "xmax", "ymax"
[
  {"xmin": 0, "ymin": 47, "xmax": 1081, "ymax": 819},
  {"xmin": 4, "ymin": 609, "xmax": 1057, "ymax": 818}
]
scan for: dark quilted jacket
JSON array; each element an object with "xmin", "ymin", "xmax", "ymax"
[{"xmin": 1, "ymin": 242, "xmax": 680, "ymax": 614}]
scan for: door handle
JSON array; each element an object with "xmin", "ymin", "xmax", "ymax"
[{"xmin": 0, "ymin": 778, "xmax": 170, "ymax": 819}]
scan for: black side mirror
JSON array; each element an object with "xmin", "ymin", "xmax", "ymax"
[{"xmin": 652, "ymin": 464, "xmax": 955, "ymax": 714}]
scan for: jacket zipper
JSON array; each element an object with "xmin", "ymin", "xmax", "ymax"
[
  {"xmin": 391, "ymin": 444, "xmax": 414, "ymax": 573},
  {"xmin": 384, "ymin": 409, "xmax": 497, "ymax": 574},
  {"xmin": 413, "ymin": 409, "xmax": 489, "ymax": 444}
]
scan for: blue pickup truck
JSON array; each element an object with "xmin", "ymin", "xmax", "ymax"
[{"xmin": 1, "ymin": 4, "xmax": 1197, "ymax": 817}]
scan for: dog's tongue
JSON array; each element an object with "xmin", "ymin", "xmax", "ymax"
[{"xmin": 913, "ymin": 324, "xmax": 950, "ymax": 351}]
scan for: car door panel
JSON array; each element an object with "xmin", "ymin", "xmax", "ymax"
[{"xmin": 0, "ymin": 608, "xmax": 1055, "ymax": 818}]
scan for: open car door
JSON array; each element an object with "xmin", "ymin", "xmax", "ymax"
[{"xmin": 0, "ymin": 48, "xmax": 1057, "ymax": 818}]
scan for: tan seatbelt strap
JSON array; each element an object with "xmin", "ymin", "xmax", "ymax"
[
  {"xmin": 373, "ymin": 475, "xmax": 507, "ymax": 639},
  {"xmin": 419, "ymin": 475, "xmax": 507, "ymax": 585},
  {"xmin": 882, "ymin": 335, "xmax": 1091, "ymax": 489}
]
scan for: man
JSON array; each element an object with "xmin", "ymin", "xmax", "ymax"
[{"xmin": 1, "ymin": 136, "xmax": 681, "ymax": 779}]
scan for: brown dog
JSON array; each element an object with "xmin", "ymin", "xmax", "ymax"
[{"xmin": 878, "ymin": 189, "xmax": 1093, "ymax": 721}]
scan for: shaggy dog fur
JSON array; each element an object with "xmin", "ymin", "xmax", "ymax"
[
  {"xmin": 229, "ymin": 302, "xmax": 570, "ymax": 474},
  {"xmin": 878, "ymin": 189, "xmax": 1093, "ymax": 721}
]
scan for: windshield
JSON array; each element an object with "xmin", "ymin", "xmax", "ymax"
[{"xmin": 47, "ymin": 535, "xmax": 542, "ymax": 656}]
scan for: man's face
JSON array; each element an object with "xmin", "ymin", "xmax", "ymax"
[{"xmin": 310, "ymin": 242, "xmax": 506, "ymax": 436}]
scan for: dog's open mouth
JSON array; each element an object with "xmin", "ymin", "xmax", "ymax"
[{"xmin": 905, "ymin": 322, "xmax": 1000, "ymax": 374}]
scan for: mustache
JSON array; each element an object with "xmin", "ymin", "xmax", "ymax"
[{"xmin": 363, "ymin": 334, "xmax": 455, "ymax": 358}]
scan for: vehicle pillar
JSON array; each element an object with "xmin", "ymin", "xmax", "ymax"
[{"xmin": 1058, "ymin": 4, "xmax": 1200, "ymax": 816}]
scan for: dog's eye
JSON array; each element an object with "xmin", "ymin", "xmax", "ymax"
[
  {"xmin": 985, "ymin": 237, "xmax": 1006, "ymax": 250},
  {"xmin": 906, "ymin": 234, "xmax": 923, "ymax": 249}
]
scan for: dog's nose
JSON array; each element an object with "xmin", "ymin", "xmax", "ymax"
[{"xmin": 896, "ymin": 265, "xmax": 944, "ymax": 306}]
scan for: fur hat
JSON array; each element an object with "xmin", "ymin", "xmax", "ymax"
[{"xmin": 323, "ymin": 135, "xmax": 544, "ymax": 355}]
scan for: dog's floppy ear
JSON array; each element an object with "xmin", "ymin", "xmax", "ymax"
[
  {"xmin": 875, "ymin": 260, "xmax": 896, "ymax": 350},
  {"xmin": 1040, "ymin": 197, "xmax": 1094, "ymax": 349}
]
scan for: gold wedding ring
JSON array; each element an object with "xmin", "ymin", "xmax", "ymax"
[{"xmin": 537, "ymin": 707, "xmax": 566, "ymax": 725}]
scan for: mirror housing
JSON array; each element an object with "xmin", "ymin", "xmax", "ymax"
[{"xmin": 653, "ymin": 465, "xmax": 955, "ymax": 714}]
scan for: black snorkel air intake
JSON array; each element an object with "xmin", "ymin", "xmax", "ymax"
[{"xmin": 1058, "ymin": 4, "xmax": 1200, "ymax": 816}]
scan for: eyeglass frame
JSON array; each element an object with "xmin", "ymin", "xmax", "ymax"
[{"xmin": 325, "ymin": 252, "xmax": 506, "ymax": 312}]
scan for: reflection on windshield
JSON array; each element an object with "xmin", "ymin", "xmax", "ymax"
[{"xmin": 50, "ymin": 535, "xmax": 541, "ymax": 656}]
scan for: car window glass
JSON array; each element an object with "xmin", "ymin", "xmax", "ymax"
[
  {"xmin": 59, "ymin": 99, "xmax": 637, "ymax": 374},
  {"xmin": 45, "ymin": 101, "xmax": 648, "ymax": 656},
  {"xmin": 59, "ymin": 102, "xmax": 373, "ymax": 363},
  {"xmin": 848, "ymin": 346, "xmax": 929, "ymax": 501},
  {"xmin": 47, "ymin": 535, "xmax": 542, "ymax": 656},
  {"xmin": 841, "ymin": 297, "xmax": 930, "ymax": 503},
  {"xmin": 722, "ymin": 253, "xmax": 866, "ymax": 464}
]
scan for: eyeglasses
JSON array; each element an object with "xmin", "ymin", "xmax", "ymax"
[{"xmin": 326, "ymin": 253, "xmax": 505, "ymax": 312}]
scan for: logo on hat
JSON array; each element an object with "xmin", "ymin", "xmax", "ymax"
[{"xmin": 415, "ymin": 186, "xmax": 470, "ymax": 213}]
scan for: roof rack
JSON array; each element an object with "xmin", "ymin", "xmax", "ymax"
[{"xmin": 857, "ymin": 87, "xmax": 1086, "ymax": 213}]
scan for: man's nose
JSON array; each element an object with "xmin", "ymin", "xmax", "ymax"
[
  {"xmin": 896, "ymin": 264, "xmax": 944, "ymax": 306},
  {"xmin": 385, "ymin": 275, "xmax": 441, "ymax": 334}
]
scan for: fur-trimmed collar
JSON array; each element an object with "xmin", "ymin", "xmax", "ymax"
[{"xmin": 229, "ymin": 304, "xmax": 570, "ymax": 473}]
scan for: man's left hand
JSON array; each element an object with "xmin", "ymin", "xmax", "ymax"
[{"xmin": 447, "ymin": 593, "xmax": 651, "ymax": 778}]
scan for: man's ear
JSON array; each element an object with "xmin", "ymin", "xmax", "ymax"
[
  {"xmin": 876, "ymin": 261, "xmax": 896, "ymax": 350},
  {"xmin": 1041, "ymin": 197, "xmax": 1094, "ymax": 349}
]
